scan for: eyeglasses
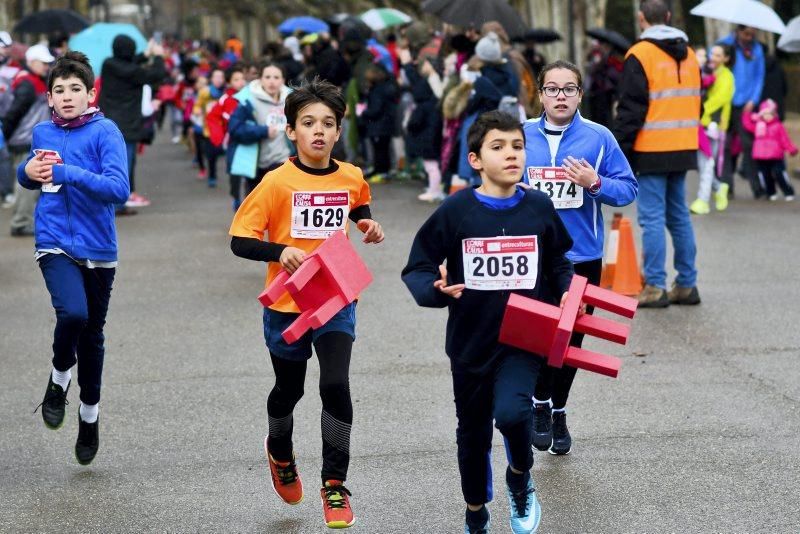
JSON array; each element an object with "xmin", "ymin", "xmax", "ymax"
[{"xmin": 541, "ymin": 85, "xmax": 580, "ymax": 98}]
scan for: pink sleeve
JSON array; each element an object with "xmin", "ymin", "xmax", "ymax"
[
  {"xmin": 780, "ymin": 124, "xmax": 798, "ymax": 155},
  {"xmin": 741, "ymin": 112, "xmax": 756, "ymax": 134}
]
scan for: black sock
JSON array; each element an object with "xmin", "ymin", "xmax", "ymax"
[
  {"xmin": 506, "ymin": 466, "xmax": 530, "ymax": 492},
  {"xmin": 465, "ymin": 505, "xmax": 489, "ymax": 526}
]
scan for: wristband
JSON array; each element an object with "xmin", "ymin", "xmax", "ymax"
[{"xmin": 588, "ymin": 176, "xmax": 601, "ymax": 194}]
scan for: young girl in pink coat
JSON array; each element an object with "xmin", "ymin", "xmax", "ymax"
[{"xmin": 742, "ymin": 99, "xmax": 797, "ymax": 201}]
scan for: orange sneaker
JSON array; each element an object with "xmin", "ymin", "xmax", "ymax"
[
  {"xmin": 265, "ymin": 437, "xmax": 303, "ymax": 505},
  {"xmin": 320, "ymin": 480, "xmax": 355, "ymax": 529}
]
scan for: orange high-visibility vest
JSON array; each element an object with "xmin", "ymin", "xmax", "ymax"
[{"xmin": 627, "ymin": 41, "xmax": 701, "ymax": 153}]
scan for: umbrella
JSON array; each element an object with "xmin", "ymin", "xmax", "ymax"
[
  {"xmin": 328, "ymin": 14, "xmax": 372, "ymax": 41},
  {"xmin": 778, "ymin": 15, "xmax": 800, "ymax": 52},
  {"xmin": 360, "ymin": 8, "xmax": 412, "ymax": 31},
  {"xmin": 13, "ymin": 9, "xmax": 90, "ymax": 35},
  {"xmin": 517, "ymin": 28, "xmax": 562, "ymax": 44},
  {"xmin": 421, "ymin": 0, "xmax": 528, "ymax": 40},
  {"xmin": 585, "ymin": 27, "xmax": 631, "ymax": 53},
  {"xmin": 278, "ymin": 16, "xmax": 329, "ymax": 36},
  {"xmin": 68, "ymin": 23, "xmax": 147, "ymax": 75},
  {"xmin": 690, "ymin": 0, "xmax": 786, "ymax": 35}
]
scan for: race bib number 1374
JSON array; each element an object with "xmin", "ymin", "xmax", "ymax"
[
  {"xmin": 462, "ymin": 236, "xmax": 539, "ymax": 290},
  {"xmin": 526, "ymin": 166, "xmax": 583, "ymax": 209},
  {"xmin": 291, "ymin": 191, "xmax": 350, "ymax": 239}
]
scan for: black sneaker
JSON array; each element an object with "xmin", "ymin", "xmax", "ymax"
[
  {"xmin": 532, "ymin": 402, "xmax": 552, "ymax": 451},
  {"xmin": 549, "ymin": 411, "xmax": 572, "ymax": 455},
  {"xmin": 75, "ymin": 415, "xmax": 99, "ymax": 466},
  {"xmin": 36, "ymin": 376, "xmax": 69, "ymax": 430}
]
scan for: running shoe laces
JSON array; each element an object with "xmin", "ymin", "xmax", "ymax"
[{"xmin": 323, "ymin": 483, "xmax": 352, "ymax": 509}]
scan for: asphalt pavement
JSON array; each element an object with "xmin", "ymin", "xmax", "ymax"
[{"xmin": 1, "ymin": 135, "xmax": 799, "ymax": 533}]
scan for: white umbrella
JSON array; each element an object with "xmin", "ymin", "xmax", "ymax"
[
  {"xmin": 690, "ymin": 0, "xmax": 786, "ymax": 34},
  {"xmin": 778, "ymin": 15, "xmax": 800, "ymax": 52},
  {"xmin": 360, "ymin": 8, "xmax": 412, "ymax": 31}
]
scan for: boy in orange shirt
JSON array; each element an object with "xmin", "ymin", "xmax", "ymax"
[{"xmin": 229, "ymin": 78, "xmax": 383, "ymax": 529}]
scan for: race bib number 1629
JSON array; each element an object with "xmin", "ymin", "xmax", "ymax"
[{"xmin": 291, "ymin": 191, "xmax": 350, "ymax": 239}]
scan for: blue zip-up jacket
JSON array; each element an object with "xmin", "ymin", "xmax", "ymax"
[
  {"xmin": 523, "ymin": 112, "xmax": 637, "ymax": 263},
  {"xmin": 718, "ymin": 34, "xmax": 764, "ymax": 107},
  {"xmin": 17, "ymin": 114, "xmax": 129, "ymax": 261}
]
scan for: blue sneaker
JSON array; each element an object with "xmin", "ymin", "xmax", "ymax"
[
  {"xmin": 506, "ymin": 473, "xmax": 541, "ymax": 533},
  {"xmin": 464, "ymin": 507, "xmax": 490, "ymax": 533}
]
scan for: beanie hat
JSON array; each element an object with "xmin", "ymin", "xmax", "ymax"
[
  {"xmin": 475, "ymin": 32, "xmax": 506, "ymax": 64},
  {"xmin": 404, "ymin": 21, "xmax": 431, "ymax": 51},
  {"xmin": 758, "ymin": 98, "xmax": 777, "ymax": 116}
]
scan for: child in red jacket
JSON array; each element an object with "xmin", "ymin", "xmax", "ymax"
[{"xmin": 742, "ymin": 99, "xmax": 797, "ymax": 201}]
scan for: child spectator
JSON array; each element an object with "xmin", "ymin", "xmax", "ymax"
[
  {"xmin": 402, "ymin": 111, "xmax": 575, "ymax": 533},
  {"xmin": 742, "ymin": 98, "xmax": 797, "ymax": 201},
  {"xmin": 360, "ymin": 62, "xmax": 397, "ymax": 183},
  {"xmin": 229, "ymin": 78, "xmax": 383, "ymax": 529},
  {"xmin": 23, "ymin": 52, "xmax": 129, "ymax": 465},
  {"xmin": 193, "ymin": 67, "xmax": 226, "ymax": 187},
  {"xmin": 399, "ymin": 48, "xmax": 443, "ymax": 201},
  {"xmin": 691, "ymin": 44, "xmax": 735, "ymax": 214}
]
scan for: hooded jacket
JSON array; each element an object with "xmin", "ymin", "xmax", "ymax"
[
  {"xmin": 98, "ymin": 35, "xmax": 166, "ymax": 142},
  {"xmin": 1, "ymin": 69, "xmax": 49, "ymax": 152},
  {"xmin": 613, "ymin": 25, "xmax": 700, "ymax": 174},
  {"xmin": 741, "ymin": 111, "xmax": 798, "ymax": 161},
  {"xmin": 227, "ymin": 81, "xmax": 291, "ymax": 178},
  {"xmin": 17, "ymin": 114, "xmax": 129, "ymax": 261}
]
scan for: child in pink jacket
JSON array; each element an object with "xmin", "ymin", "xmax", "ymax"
[{"xmin": 742, "ymin": 99, "xmax": 797, "ymax": 201}]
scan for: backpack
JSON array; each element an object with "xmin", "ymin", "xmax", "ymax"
[{"xmin": 0, "ymin": 64, "xmax": 21, "ymax": 118}]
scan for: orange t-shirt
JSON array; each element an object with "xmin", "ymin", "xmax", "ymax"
[{"xmin": 229, "ymin": 158, "xmax": 372, "ymax": 313}]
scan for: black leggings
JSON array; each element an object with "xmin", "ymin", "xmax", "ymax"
[
  {"xmin": 534, "ymin": 259, "xmax": 603, "ymax": 409},
  {"xmin": 267, "ymin": 332, "xmax": 353, "ymax": 482}
]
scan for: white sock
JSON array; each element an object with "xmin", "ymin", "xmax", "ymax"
[
  {"xmin": 532, "ymin": 397, "xmax": 552, "ymax": 407},
  {"xmin": 552, "ymin": 407, "xmax": 566, "ymax": 414},
  {"xmin": 51, "ymin": 368, "xmax": 71, "ymax": 390},
  {"xmin": 79, "ymin": 403, "xmax": 99, "ymax": 423}
]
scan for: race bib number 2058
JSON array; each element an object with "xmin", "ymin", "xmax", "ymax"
[
  {"xmin": 291, "ymin": 191, "xmax": 350, "ymax": 239},
  {"xmin": 462, "ymin": 236, "xmax": 539, "ymax": 290}
]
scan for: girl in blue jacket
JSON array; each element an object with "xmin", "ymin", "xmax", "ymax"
[
  {"xmin": 522, "ymin": 60, "xmax": 637, "ymax": 455},
  {"xmin": 21, "ymin": 52, "xmax": 129, "ymax": 466}
]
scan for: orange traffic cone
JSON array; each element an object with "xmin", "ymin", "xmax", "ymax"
[
  {"xmin": 610, "ymin": 217, "xmax": 643, "ymax": 296},
  {"xmin": 600, "ymin": 213, "xmax": 623, "ymax": 288}
]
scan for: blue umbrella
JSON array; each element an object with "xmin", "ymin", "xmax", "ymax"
[
  {"xmin": 68, "ymin": 22, "xmax": 148, "ymax": 75},
  {"xmin": 278, "ymin": 16, "xmax": 329, "ymax": 35}
]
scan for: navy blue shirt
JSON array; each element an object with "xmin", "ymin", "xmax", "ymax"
[{"xmin": 402, "ymin": 187, "xmax": 574, "ymax": 374}]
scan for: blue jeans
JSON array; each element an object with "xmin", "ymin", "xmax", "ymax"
[
  {"xmin": 38, "ymin": 254, "xmax": 115, "ymax": 405},
  {"xmin": 637, "ymin": 172, "xmax": 698, "ymax": 289},
  {"xmin": 116, "ymin": 141, "xmax": 136, "ymax": 210}
]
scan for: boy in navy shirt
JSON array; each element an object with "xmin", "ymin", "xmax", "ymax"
[
  {"xmin": 402, "ymin": 111, "xmax": 574, "ymax": 533},
  {"xmin": 22, "ymin": 52, "xmax": 129, "ymax": 465}
]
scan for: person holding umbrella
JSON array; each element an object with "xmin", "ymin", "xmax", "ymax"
[
  {"xmin": 613, "ymin": 0, "xmax": 702, "ymax": 308},
  {"xmin": 718, "ymin": 25, "xmax": 766, "ymax": 199}
]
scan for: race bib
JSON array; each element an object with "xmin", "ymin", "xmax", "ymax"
[
  {"xmin": 41, "ymin": 183, "xmax": 62, "ymax": 193},
  {"xmin": 526, "ymin": 167, "xmax": 583, "ymax": 209},
  {"xmin": 266, "ymin": 108, "xmax": 287, "ymax": 129},
  {"xmin": 34, "ymin": 150, "xmax": 63, "ymax": 193},
  {"xmin": 291, "ymin": 191, "xmax": 350, "ymax": 239},
  {"xmin": 462, "ymin": 236, "xmax": 539, "ymax": 290}
]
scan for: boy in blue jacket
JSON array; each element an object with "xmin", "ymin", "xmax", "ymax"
[
  {"xmin": 21, "ymin": 52, "xmax": 129, "ymax": 465},
  {"xmin": 402, "ymin": 111, "xmax": 574, "ymax": 534},
  {"xmin": 522, "ymin": 60, "xmax": 637, "ymax": 456}
]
